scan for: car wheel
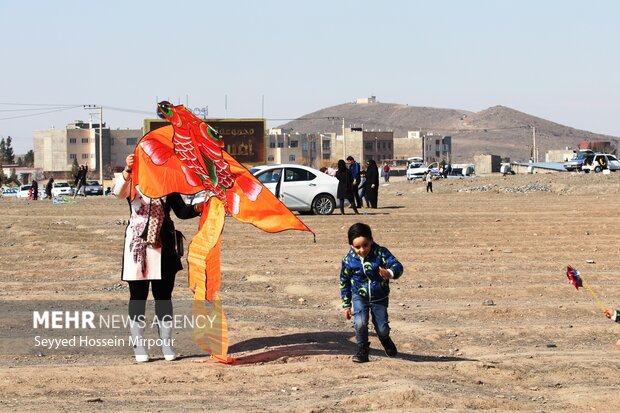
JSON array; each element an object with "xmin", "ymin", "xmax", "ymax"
[
  {"xmin": 594, "ymin": 166, "xmax": 602, "ymax": 173},
  {"xmin": 312, "ymin": 194, "xmax": 335, "ymax": 215}
]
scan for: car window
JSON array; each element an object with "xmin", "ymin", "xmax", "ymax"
[
  {"xmin": 55, "ymin": 183, "xmax": 70, "ymax": 187},
  {"xmin": 256, "ymin": 169, "xmax": 282, "ymax": 184},
  {"xmin": 284, "ymin": 168, "xmax": 315, "ymax": 182},
  {"xmin": 608, "ymin": 155, "xmax": 618, "ymax": 162}
]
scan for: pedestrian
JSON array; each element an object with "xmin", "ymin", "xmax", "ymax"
[
  {"xmin": 365, "ymin": 159, "xmax": 379, "ymax": 208},
  {"xmin": 339, "ymin": 222, "xmax": 404, "ymax": 362},
  {"xmin": 335, "ymin": 159, "xmax": 359, "ymax": 215},
  {"xmin": 358, "ymin": 170, "xmax": 370, "ymax": 208},
  {"xmin": 603, "ymin": 307, "xmax": 620, "ymax": 350},
  {"xmin": 425, "ymin": 170, "xmax": 433, "ymax": 193},
  {"xmin": 45, "ymin": 177, "xmax": 54, "ymax": 199},
  {"xmin": 346, "ymin": 156, "xmax": 362, "ymax": 208},
  {"xmin": 113, "ymin": 154, "xmax": 203, "ymax": 362},
  {"xmin": 73, "ymin": 165, "xmax": 88, "ymax": 198},
  {"xmin": 382, "ymin": 162, "xmax": 390, "ymax": 183},
  {"xmin": 31, "ymin": 179, "xmax": 38, "ymax": 200}
]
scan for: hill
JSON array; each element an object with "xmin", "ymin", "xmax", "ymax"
[{"xmin": 278, "ymin": 102, "xmax": 618, "ymax": 162}]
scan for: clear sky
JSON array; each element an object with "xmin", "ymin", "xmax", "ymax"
[{"xmin": 1, "ymin": 0, "xmax": 618, "ymax": 154}]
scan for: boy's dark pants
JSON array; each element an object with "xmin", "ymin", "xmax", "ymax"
[{"xmin": 352, "ymin": 294, "xmax": 390, "ymax": 347}]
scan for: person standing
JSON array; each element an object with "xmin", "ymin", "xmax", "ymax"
[
  {"xmin": 358, "ymin": 170, "xmax": 370, "ymax": 208},
  {"xmin": 339, "ymin": 222, "xmax": 404, "ymax": 362},
  {"xmin": 382, "ymin": 162, "xmax": 390, "ymax": 183},
  {"xmin": 45, "ymin": 177, "xmax": 54, "ymax": 199},
  {"xmin": 73, "ymin": 165, "xmax": 87, "ymax": 198},
  {"xmin": 346, "ymin": 156, "xmax": 362, "ymax": 208},
  {"xmin": 425, "ymin": 170, "xmax": 433, "ymax": 193},
  {"xmin": 335, "ymin": 159, "xmax": 359, "ymax": 215},
  {"xmin": 31, "ymin": 179, "xmax": 39, "ymax": 200},
  {"xmin": 365, "ymin": 160, "xmax": 380, "ymax": 208},
  {"xmin": 114, "ymin": 154, "xmax": 202, "ymax": 362}
]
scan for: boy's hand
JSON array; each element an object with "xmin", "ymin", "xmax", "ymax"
[
  {"xmin": 604, "ymin": 308, "xmax": 614, "ymax": 319},
  {"xmin": 378, "ymin": 266, "xmax": 391, "ymax": 280},
  {"xmin": 344, "ymin": 308, "xmax": 351, "ymax": 320}
]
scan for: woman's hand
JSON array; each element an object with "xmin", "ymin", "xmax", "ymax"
[
  {"xmin": 122, "ymin": 154, "xmax": 134, "ymax": 180},
  {"xmin": 125, "ymin": 154, "xmax": 134, "ymax": 170},
  {"xmin": 344, "ymin": 308, "xmax": 351, "ymax": 320},
  {"xmin": 194, "ymin": 202, "xmax": 204, "ymax": 214}
]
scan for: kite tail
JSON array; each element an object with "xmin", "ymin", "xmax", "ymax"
[
  {"xmin": 192, "ymin": 295, "xmax": 232, "ymax": 363},
  {"xmin": 187, "ymin": 198, "xmax": 231, "ymax": 363},
  {"xmin": 188, "ymin": 198, "xmax": 225, "ymax": 301}
]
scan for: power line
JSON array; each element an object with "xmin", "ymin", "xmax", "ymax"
[{"xmin": 0, "ymin": 105, "xmax": 83, "ymax": 121}]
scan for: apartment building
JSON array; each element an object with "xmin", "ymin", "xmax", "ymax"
[{"xmin": 33, "ymin": 121, "xmax": 141, "ymax": 178}]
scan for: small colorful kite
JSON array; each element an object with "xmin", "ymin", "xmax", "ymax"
[
  {"xmin": 566, "ymin": 265, "xmax": 605, "ymax": 311},
  {"xmin": 131, "ymin": 101, "xmax": 314, "ymax": 362}
]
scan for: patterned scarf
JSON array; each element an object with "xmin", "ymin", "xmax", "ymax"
[{"xmin": 129, "ymin": 198, "xmax": 165, "ymax": 274}]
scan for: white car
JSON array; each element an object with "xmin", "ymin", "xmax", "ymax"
[
  {"xmin": 51, "ymin": 182, "xmax": 73, "ymax": 197},
  {"xmin": 406, "ymin": 162, "xmax": 429, "ymax": 180},
  {"xmin": 581, "ymin": 153, "xmax": 620, "ymax": 173},
  {"xmin": 16, "ymin": 184, "xmax": 32, "ymax": 198},
  {"xmin": 1, "ymin": 187, "xmax": 18, "ymax": 197},
  {"xmin": 250, "ymin": 164, "xmax": 338, "ymax": 215}
]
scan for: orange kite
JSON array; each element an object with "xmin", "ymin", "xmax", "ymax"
[{"xmin": 131, "ymin": 101, "xmax": 313, "ymax": 362}]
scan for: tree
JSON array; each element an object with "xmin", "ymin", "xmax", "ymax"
[
  {"xmin": 4, "ymin": 136, "xmax": 15, "ymax": 164},
  {"xmin": 0, "ymin": 138, "xmax": 5, "ymax": 165},
  {"xmin": 23, "ymin": 150, "xmax": 34, "ymax": 167}
]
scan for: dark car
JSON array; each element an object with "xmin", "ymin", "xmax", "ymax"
[{"xmin": 83, "ymin": 180, "xmax": 103, "ymax": 196}]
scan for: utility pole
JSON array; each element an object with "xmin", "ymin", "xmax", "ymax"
[
  {"xmin": 342, "ymin": 117, "xmax": 345, "ymax": 159},
  {"xmin": 83, "ymin": 105, "xmax": 103, "ymax": 183},
  {"xmin": 532, "ymin": 126, "xmax": 537, "ymax": 162}
]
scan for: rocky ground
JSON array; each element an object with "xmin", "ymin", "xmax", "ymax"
[{"xmin": 1, "ymin": 172, "xmax": 619, "ymax": 412}]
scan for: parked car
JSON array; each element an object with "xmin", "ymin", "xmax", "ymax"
[
  {"xmin": 83, "ymin": 180, "xmax": 104, "ymax": 196},
  {"xmin": 406, "ymin": 162, "xmax": 429, "ymax": 180},
  {"xmin": 249, "ymin": 164, "xmax": 338, "ymax": 215},
  {"xmin": 564, "ymin": 149, "xmax": 594, "ymax": 171},
  {"xmin": 51, "ymin": 182, "xmax": 73, "ymax": 197},
  {"xmin": 1, "ymin": 187, "xmax": 18, "ymax": 197},
  {"xmin": 16, "ymin": 184, "xmax": 32, "ymax": 198},
  {"xmin": 581, "ymin": 153, "xmax": 620, "ymax": 173}
]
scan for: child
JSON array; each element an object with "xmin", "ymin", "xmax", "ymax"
[
  {"xmin": 339, "ymin": 223, "xmax": 404, "ymax": 362},
  {"xmin": 603, "ymin": 308, "xmax": 620, "ymax": 350}
]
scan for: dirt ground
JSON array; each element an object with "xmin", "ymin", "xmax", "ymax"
[{"xmin": 1, "ymin": 172, "xmax": 620, "ymax": 412}]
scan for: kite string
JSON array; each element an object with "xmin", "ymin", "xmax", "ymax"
[{"xmin": 581, "ymin": 275, "xmax": 605, "ymax": 311}]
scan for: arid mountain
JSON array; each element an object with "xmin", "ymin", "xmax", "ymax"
[{"xmin": 278, "ymin": 102, "xmax": 618, "ymax": 162}]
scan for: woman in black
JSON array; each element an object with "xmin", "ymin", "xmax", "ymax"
[
  {"xmin": 335, "ymin": 159, "xmax": 359, "ymax": 215},
  {"xmin": 365, "ymin": 159, "xmax": 380, "ymax": 208}
]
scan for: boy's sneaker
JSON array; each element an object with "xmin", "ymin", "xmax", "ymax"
[
  {"xmin": 352, "ymin": 343, "xmax": 369, "ymax": 363},
  {"xmin": 379, "ymin": 336, "xmax": 397, "ymax": 357}
]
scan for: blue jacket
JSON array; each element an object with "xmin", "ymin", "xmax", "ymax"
[
  {"xmin": 339, "ymin": 243, "xmax": 403, "ymax": 308},
  {"xmin": 349, "ymin": 161, "xmax": 360, "ymax": 182}
]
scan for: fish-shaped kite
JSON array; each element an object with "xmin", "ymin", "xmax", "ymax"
[{"xmin": 130, "ymin": 101, "xmax": 314, "ymax": 361}]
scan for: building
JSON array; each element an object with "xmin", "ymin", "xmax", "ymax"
[
  {"xmin": 266, "ymin": 129, "xmax": 328, "ymax": 168},
  {"xmin": 393, "ymin": 131, "xmax": 423, "ymax": 161},
  {"xmin": 337, "ymin": 128, "xmax": 394, "ymax": 163},
  {"xmin": 33, "ymin": 121, "xmax": 141, "ymax": 178},
  {"xmin": 393, "ymin": 131, "xmax": 452, "ymax": 165},
  {"xmin": 422, "ymin": 133, "xmax": 452, "ymax": 165}
]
